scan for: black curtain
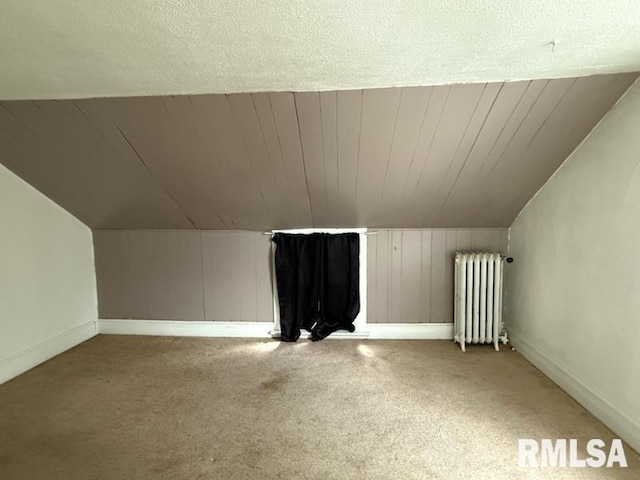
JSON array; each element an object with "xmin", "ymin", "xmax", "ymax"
[{"xmin": 273, "ymin": 233, "xmax": 360, "ymax": 342}]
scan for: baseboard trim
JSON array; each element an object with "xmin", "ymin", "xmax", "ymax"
[
  {"xmin": 368, "ymin": 323, "xmax": 453, "ymax": 339},
  {"xmin": 99, "ymin": 319, "xmax": 274, "ymax": 338},
  {"xmin": 510, "ymin": 329, "xmax": 640, "ymax": 453},
  {"xmin": 99, "ymin": 320, "xmax": 454, "ymax": 341},
  {"xmin": 0, "ymin": 320, "xmax": 98, "ymax": 385}
]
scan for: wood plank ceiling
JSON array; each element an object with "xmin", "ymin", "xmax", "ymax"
[{"xmin": 0, "ymin": 72, "xmax": 637, "ymax": 230}]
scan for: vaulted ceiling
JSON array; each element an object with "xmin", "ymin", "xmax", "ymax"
[
  {"xmin": 1, "ymin": 73, "xmax": 636, "ymax": 230},
  {"xmin": 2, "ymin": 2, "xmax": 639, "ymax": 231}
]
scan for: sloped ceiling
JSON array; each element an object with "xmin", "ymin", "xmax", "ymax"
[
  {"xmin": 0, "ymin": 73, "xmax": 636, "ymax": 230},
  {"xmin": 1, "ymin": 1, "xmax": 640, "ymax": 99}
]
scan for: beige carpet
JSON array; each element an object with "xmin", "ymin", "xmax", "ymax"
[{"xmin": 0, "ymin": 336, "xmax": 637, "ymax": 480}]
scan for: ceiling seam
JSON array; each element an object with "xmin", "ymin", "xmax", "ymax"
[
  {"xmin": 199, "ymin": 231, "xmax": 207, "ymax": 320},
  {"xmin": 115, "ymin": 125, "xmax": 200, "ymax": 229},
  {"xmin": 476, "ymin": 81, "xmax": 532, "ymax": 181},
  {"xmin": 185, "ymin": 96, "xmax": 229, "ymax": 229},
  {"xmin": 379, "ymin": 89, "xmax": 405, "ymax": 207},
  {"xmin": 267, "ymin": 94, "xmax": 293, "ymax": 196},
  {"xmin": 433, "ymin": 83, "xmax": 505, "ymax": 224},
  {"xmin": 353, "ymin": 90, "xmax": 364, "ymax": 218},
  {"xmin": 402, "ymin": 87, "xmax": 433, "ymax": 193},
  {"xmin": 97, "ymin": 97, "xmax": 214, "ymax": 229},
  {"xmin": 497, "ymin": 78, "xmax": 580, "ymax": 218},
  {"xmin": 334, "ymin": 91, "xmax": 340, "ymax": 210},
  {"xmin": 485, "ymin": 79, "xmax": 551, "ymax": 180},
  {"xmin": 521, "ymin": 79, "xmax": 578, "ymax": 151},
  {"xmin": 226, "ymin": 94, "xmax": 272, "ymax": 220},
  {"xmin": 73, "ymin": 101, "xmax": 117, "ymax": 155},
  {"xmin": 35, "ymin": 100, "xmax": 111, "ymax": 218},
  {"xmin": 433, "ymin": 84, "xmax": 489, "ymax": 201},
  {"xmin": 50, "ymin": 101, "xmax": 122, "ymax": 222},
  {"xmin": 507, "ymin": 74, "xmax": 640, "ymax": 229},
  {"xmin": 318, "ymin": 93, "xmax": 328, "ymax": 215},
  {"xmin": 292, "ymin": 92, "xmax": 315, "ymax": 226},
  {"xmin": 412, "ymin": 85, "xmax": 452, "ymax": 196},
  {"xmin": 251, "ymin": 93, "xmax": 281, "ymax": 197}
]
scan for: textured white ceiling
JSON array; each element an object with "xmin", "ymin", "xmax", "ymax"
[{"xmin": 1, "ymin": 1, "xmax": 640, "ymax": 99}]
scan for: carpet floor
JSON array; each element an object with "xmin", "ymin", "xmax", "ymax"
[{"xmin": 0, "ymin": 335, "xmax": 637, "ymax": 479}]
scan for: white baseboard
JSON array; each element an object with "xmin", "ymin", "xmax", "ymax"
[
  {"xmin": 510, "ymin": 330, "xmax": 640, "ymax": 454},
  {"xmin": 368, "ymin": 323, "xmax": 453, "ymax": 339},
  {"xmin": 98, "ymin": 319, "xmax": 454, "ymax": 341},
  {"xmin": 99, "ymin": 319, "xmax": 274, "ymax": 338},
  {"xmin": 0, "ymin": 320, "xmax": 98, "ymax": 385}
]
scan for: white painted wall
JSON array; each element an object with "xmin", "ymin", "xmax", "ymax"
[
  {"xmin": 0, "ymin": 164, "xmax": 97, "ymax": 383},
  {"xmin": 506, "ymin": 79, "xmax": 640, "ymax": 452}
]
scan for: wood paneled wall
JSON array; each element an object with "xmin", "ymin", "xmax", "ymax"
[
  {"xmin": 2, "ymin": 73, "xmax": 636, "ymax": 231},
  {"xmin": 94, "ymin": 228, "xmax": 506, "ymax": 324},
  {"xmin": 93, "ymin": 230, "xmax": 273, "ymax": 321},
  {"xmin": 367, "ymin": 229, "xmax": 508, "ymax": 324}
]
